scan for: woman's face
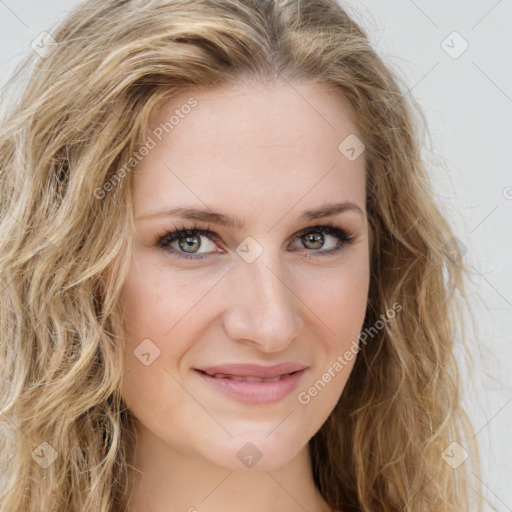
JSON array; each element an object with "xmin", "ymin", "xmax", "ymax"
[{"xmin": 119, "ymin": 79, "xmax": 370, "ymax": 471}]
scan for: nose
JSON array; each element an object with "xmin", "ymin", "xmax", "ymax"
[{"xmin": 221, "ymin": 246, "xmax": 305, "ymax": 353}]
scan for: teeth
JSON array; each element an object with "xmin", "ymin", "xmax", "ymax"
[
  {"xmin": 241, "ymin": 376, "xmax": 264, "ymax": 383},
  {"xmin": 210, "ymin": 373, "xmax": 286, "ymax": 382}
]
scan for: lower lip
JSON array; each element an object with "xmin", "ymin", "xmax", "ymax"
[{"xmin": 195, "ymin": 369, "xmax": 307, "ymax": 405}]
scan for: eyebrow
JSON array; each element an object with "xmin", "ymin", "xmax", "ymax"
[{"xmin": 134, "ymin": 201, "xmax": 364, "ymax": 229}]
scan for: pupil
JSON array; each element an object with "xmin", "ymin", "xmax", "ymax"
[
  {"xmin": 179, "ymin": 235, "xmax": 200, "ymax": 253},
  {"xmin": 304, "ymin": 233, "xmax": 323, "ymax": 249}
]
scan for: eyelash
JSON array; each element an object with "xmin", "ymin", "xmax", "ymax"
[{"xmin": 154, "ymin": 220, "xmax": 357, "ymax": 261}]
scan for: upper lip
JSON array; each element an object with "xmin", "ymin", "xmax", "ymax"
[{"xmin": 195, "ymin": 363, "xmax": 308, "ymax": 379}]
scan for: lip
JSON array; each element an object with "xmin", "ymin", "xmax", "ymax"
[
  {"xmin": 194, "ymin": 364, "xmax": 308, "ymax": 405},
  {"xmin": 196, "ymin": 362, "xmax": 307, "ymax": 379}
]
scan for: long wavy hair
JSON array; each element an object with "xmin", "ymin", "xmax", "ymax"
[{"xmin": 0, "ymin": 0, "xmax": 487, "ymax": 510}]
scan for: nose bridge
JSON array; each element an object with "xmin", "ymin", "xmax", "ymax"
[{"xmin": 223, "ymin": 243, "xmax": 303, "ymax": 349}]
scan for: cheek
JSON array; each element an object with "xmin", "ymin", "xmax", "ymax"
[
  {"xmin": 118, "ymin": 258, "xmax": 213, "ymax": 404},
  {"xmin": 293, "ymin": 255, "xmax": 369, "ymax": 398},
  {"xmin": 302, "ymin": 256, "xmax": 370, "ymax": 343},
  {"xmin": 120, "ymin": 253, "xmax": 198, "ymax": 343},
  {"xmin": 118, "ymin": 271, "xmax": 188, "ymax": 429}
]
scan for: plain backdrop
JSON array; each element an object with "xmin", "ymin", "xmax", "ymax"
[{"xmin": 1, "ymin": 0, "xmax": 511, "ymax": 509}]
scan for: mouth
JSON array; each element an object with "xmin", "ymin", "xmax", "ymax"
[
  {"xmin": 193, "ymin": 367, "xmax": 308, "ymax": 405},
  {"xmin": 196, "ymin": 369, "xmax": 302, "ymax": 383}
]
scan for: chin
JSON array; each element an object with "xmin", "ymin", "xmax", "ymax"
[{"xmin": 201, "ymin": 429, "xmax": 309, "ymax": 472}]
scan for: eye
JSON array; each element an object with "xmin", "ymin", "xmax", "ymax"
[
  {"xmin": 290, "ymin": 222, "xmax": 356, "ymax": 257},
  {"xmin": 154, "ymin": 221, "xmax": 357, "ymax": 261},
  {"xmin": 154, "ymin": 223, "xmax": 220, "ymax": 260}
]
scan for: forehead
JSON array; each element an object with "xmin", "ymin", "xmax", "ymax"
[
  {"xmin": 132, "ymin": 79, "xmax": 366, "ymax": 220},
  {"xmin": 145, "ymin": 79, "xmax": 359, "ymax": 149}
]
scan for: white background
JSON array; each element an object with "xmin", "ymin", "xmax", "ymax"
[{"xmin": 1, "ymin": 0, "xmax": 511, "ymax": 509}]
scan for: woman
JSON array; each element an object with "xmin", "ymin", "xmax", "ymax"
[{"xmin": 0, "ymin": 0, "xmax": 486, "ymax": 511}]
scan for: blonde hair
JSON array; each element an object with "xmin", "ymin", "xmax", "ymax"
[{"xmin": 0, "ymin": 0, "xmax": 487, "ymax": 510}]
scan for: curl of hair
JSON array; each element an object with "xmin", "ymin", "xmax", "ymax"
[{"xmin": 0, "ymin": 0, "xmax": 488, "ymax": 511}]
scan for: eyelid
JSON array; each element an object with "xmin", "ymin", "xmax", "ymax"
[
  {"xmin": 154, "ymin": 221, "xmax": 358, "ymax": 260},
  {"xmin": 154, "ymin": 222, "xmax": 217, "ymax": 248}
]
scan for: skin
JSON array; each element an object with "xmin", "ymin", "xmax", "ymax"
[{"xmin": 118, "ymin": 78, "xmax": 370, "ymax": 512}]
